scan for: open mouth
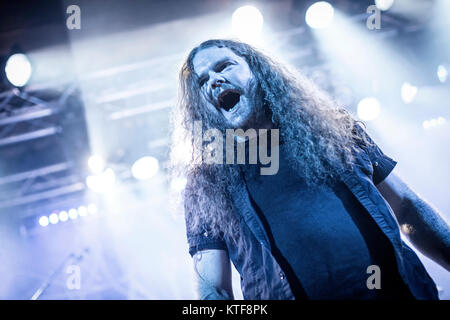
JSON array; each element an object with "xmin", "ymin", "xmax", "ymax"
[{"xmin": 217, "ymin": 89, "xmax": 241, "ymax": 112}]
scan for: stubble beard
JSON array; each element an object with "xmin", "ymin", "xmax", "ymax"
[{"xmin": 225, "ymin": 80, "xmax": 272, "ymax": 131}]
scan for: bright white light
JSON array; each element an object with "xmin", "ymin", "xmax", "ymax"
[
  {"xmin": 131, "ymin": 156, "xmax": 159, "ymax": 180},
  {"xmin": 231, "ymin": 5, "xmax": 264, "ymax": 41},
  {"xmin": 88, "ymin": 203, "xmax": 98, "ymax": 214},
  {"xmin": 88, "ymin": 155, "xmax": 105, "ymax": 174},
  {"xmin": 170, "ymin": 177, "xmax": 187, "ymax": 192},
  {"xmin": 305, "ymin": 1, "xmax": 334, "ymax": 29},
  {"xmin": 375, "ymin": 0, "xmax": 394, "ymax": 11},
  {"xmin": 49, "ymin": 213, "xmax": 59, "ymax": 224},
  {"xmin": 86, "ymin": 168, "xmax": 116, "ymax": 193},
  {"xmin": 39, "ymin": 216, "xmax": 49, "ymax": 227},
  {"xmin": 5, "ymin": 53, "xmax": 32, "ymax": 87},
  {"xmin": 357, "ymin": 97, "xmax": 381, "ymax": 121},
  {"xmin": 59, "ymin": 210, "xmax": 69, "ymax": 222},
  {"xmin": 78, "ymin": 206, "xmax": 87, "ymax": 217},
  {"xmin": 401, "ymin": 82, "xmax": 418, "ymax": 104},
  {"xmin": 437, "ymin": 65, "xmax": 448, "ymax": 83},
  {"xmin": 423, "ymin": 117, "xmax": 446, "ymax": 130},
  {"xmin": 68, "ymin": 208, "xmax": 78, "ymax": 220}
]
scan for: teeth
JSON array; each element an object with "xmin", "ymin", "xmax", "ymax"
[{"xmin": 228, "ymin": 102, "xmax": 239, "ymax": 112}]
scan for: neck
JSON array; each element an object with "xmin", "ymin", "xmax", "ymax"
[{"xmin": 242, "ymin": 105, "xmax": 274, "ymax": 132}]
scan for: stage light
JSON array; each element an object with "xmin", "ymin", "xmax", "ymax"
[
  {"xmin": 357, "ymin": 97, "xmax": 381, "ymax": 121},
  {"xmin": 231, "ymin": 5, "xmax": 264, "ymax": 41},
  {"xmin": 59, "ymin": 210, "xmax": 69, "ymax": 222},
  {"xmin": 5, "ymin": 53, "xmax": 32, "ymax": 87},
  {"xmin": 437, "ymin": 65, "xmax": 448, "ymax": 83},
  {"xmin": 305, "ymin": 1, "xmax": 334, "ymax": 29},
  {"xmin": 131, "ymin": 156, "xmax": 159, "ymax": 180},
  {"xmin": 87, "ymin": 203, "xmax": 98, "ymax": 214},
  {"xmin": 401, "ymin": 82, "xmax": 418, "ymax": 104},
  {"xmin": 375, "ymin": 0, "xmax": 394, "ymax": 11},
  {"xmin": 88, "ymin": 155, "xmax": 105, "ymax": 174},
  {"xmin": 49, "ymin": 213, "xmax": 59, "ymax": 224},
  {"xmin": 78, "ymin": 206, "xmax": 87, "ymax": 217},
  {"xmin": 423, "ymin": 117, "xmax": 446, "ymax": 130},
  {"xmin": 39, "ymin": 216, "xmax": 49, "ymax": 227},
  {"xmin": 86, "ymin": 168, "xmax": 116, "ymax": 193},
  {"xmin": 68, "ymin": 208, "xmax": 78, "ymax": 220}
]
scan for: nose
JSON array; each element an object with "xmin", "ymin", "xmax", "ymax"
[
  {"xmin": 212, "ymin": 78, "xmax": 224, "ymax": 89},
  {"xmin": 209, "ymin": 73, "xmax": 225, "ymax": 90}
]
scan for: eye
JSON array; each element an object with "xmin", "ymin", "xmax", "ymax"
[
  {"xmin": 198, "ymin": 76, "xmax": 207, "ymax": 87},
  {"xmin": 217, "ymin": 61, "xmax": 232, "ymax": 72}
]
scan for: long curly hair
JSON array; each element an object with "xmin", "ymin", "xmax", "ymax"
[{"xmin": 170, "ymin": 39, "xmax": 368, "ymax": 244}]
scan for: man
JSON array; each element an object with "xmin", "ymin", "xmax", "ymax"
[{"xmin": 171, "ymin": 39, "xmax": 450, "ymax": 300}]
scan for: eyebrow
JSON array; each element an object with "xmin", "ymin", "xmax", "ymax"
[{"xmin": 197, "ymin": 58, "xmax": 231, "ymax": 84}]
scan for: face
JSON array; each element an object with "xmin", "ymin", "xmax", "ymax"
[{"xmin": 192, "ymin": 46, "xmax": 260, "ymax": 129}]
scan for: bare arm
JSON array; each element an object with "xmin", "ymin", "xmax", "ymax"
[
  {"xmin": 377, "ymin": 171, "xmax": 450, "ymax": 271},
  {"xmin": 192, "ymin": 249, "xmax": 234, "ymax": 300}
]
